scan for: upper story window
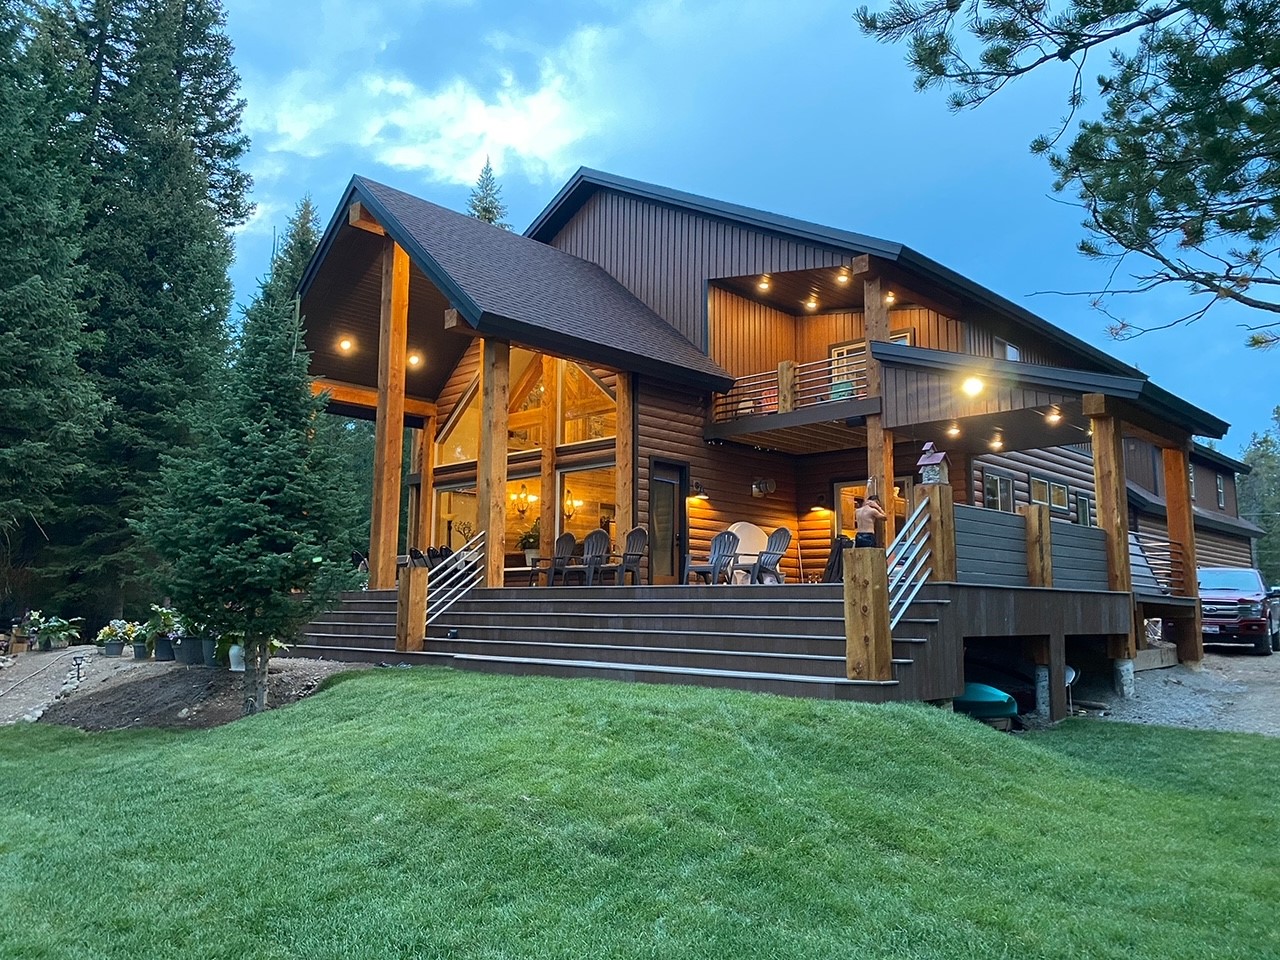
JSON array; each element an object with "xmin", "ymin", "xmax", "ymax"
[
  {"xmin": 1189, "ymin": 464, "xmax": 1196, "ymax": 501},
  {"xmin": 993, "ymin": 337, "xmax": 1020, "ymax": 361},
  {"xmin": 1216, "ymin": 474, "xmax": 1226, "ymax": 508}
]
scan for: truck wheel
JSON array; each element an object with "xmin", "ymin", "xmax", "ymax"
[
  {"xmin": 1272, "ymin": 629, "xmax": 1279, "ymax": 653},
  {"xmin": 1254, "ymin": 632, "xmax": 1274, "ymax": 656}
]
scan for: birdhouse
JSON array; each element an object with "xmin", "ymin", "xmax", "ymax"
[{"xmin": 917, "ymin": 442, "xmax": 950, "ymax": 485}]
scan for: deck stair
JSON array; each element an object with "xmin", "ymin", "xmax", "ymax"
[{"xmin": 295, "ymin": 584, "xmax": 955, "ymax": 703}]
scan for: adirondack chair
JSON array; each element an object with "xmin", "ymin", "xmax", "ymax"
[
  {"xmin": 730, "ymin": 527, "xmax": 792, "ymax": 584},
  {"xmin": 683, "ymin": 530, "xmax": 741, "ymax": 585},
  {"xmin": 563, "ymin": 529, "xmax": 612, "ymax": 586},
  {"xmin": 530, "ymin": 533, "xmax": 577, "ymax": 586},
  {"xmin": 597, "ymin": 526, "xmax": 648, "ymax": 586}
]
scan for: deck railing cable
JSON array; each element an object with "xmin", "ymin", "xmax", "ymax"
[
  {"xmin": 885, "ymin": 497, "xmax": 932, "ymax": 629},
  {"xmin": 426, "ymin": 531, "xmax": 485, "ymax": 625},
  {"xmin": 711, "ymin": 353, "xmax": 870, "ymax": 423},
  {"xmin": 1132, "ymin": 531, "xmax": 1187, "ymax": 594}
]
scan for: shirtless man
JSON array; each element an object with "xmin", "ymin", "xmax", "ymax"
[{"xmin": 854, "ymin": 495, "xmax": 887, "ymax": 548}]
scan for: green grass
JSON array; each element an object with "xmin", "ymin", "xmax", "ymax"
[{"xmin": 1, "ymin": 669, "xmax": 1276, "ymax": 960}]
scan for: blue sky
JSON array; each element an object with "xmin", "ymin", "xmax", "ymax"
[{"xmin": 223, "ymin": 0, "xmax": 1276, "ymax": 457}]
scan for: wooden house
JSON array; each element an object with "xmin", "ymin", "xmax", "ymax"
[{"xmin": 295, "ymin": 169, "xmax": 1242, "ymax": 718}]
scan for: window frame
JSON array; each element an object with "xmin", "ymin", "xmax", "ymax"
[
  {"xmin": 983, "ymin": 471, "xmax": 1015, "ymax": 513},
  {"xmin": 1075, "ymin": 492, "xmax": 1093, "ymax": 527},
  {"xmin": 1050, "ymin": 481, "xmax": 1070, "ymax": 510},
  {"xmin": 1216, "ymin": 473, "xmax": 1226, "ymax": 508},
  {"xmin": 1030, "ymin": 477, "xmax": 1050, "ymax": 505}
]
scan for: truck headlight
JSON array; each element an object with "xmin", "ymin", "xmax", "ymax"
[{"xmin": 1241, "ymin": 602, "xmax": 1264, "ymax": 618}]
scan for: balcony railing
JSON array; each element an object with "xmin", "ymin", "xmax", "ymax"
[
  {"xmin": 1131, "ymin": 531, "xmax": 1189, "ymax": 596},
  {"xmin": 711, "ymin": 353, "xmax": 869, "ymax": 423}
]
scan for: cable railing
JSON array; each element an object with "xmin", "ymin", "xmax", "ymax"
[
  {"xmin": 711, "ymin": 353, "xmax": 870, "ymax": 423},
  {"xmin": 426, "ymin": 531, "xmax": 486, "ymax": 625},
  {"xmin": 886, "ymin": 497, "xmax": 933, "ymax": 629},
  {"xmin": 1131, "ymin": 531, "xmax": 1188, "ymax": 595}
]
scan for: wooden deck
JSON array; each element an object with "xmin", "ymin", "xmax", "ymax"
[{"xmin": 295, "ymin": 580, "xmax": 1130, "ymax": 714}]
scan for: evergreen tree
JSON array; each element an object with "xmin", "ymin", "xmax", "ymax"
[
  {"xmin": 1239, "ymin": 410, "xmax": 1280, "ymax": 585},
  {"xmin": 142, "ymin": 197, "xmax": 358, "ymax": 714},
  {"xmin": 466, "ymin": 155, "xmax": 510, "ymax": 229},
  {"xmin": 0, "ymin": 3, "xmax": 100, "ymax": 610},
  {"xmin": 33, "ymin": 0, "xmax": 250, "ymax": 622},
  {"xmin": 856, "ymin": 0, "xmax": 1280, "ymax": 340}
]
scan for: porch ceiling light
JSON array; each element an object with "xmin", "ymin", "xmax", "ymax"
[
  {"xmin": 1045, "ymin": 408, "xmax": 1062, "ymax": 425},
  {"xmin": 408, "ymin": 352, "xmax": 423, "ymax": 368},
  {"xmin": 884, "ymin": 291, "xmax": 896, "ymax": 305},
  {"xmin": 757, "ymin": 276, "xmax": 771, "ymax": 291},
  {"xmin": 961, "ymin": 376, "xmax": 983, "ymax": 397},
  {"xmin": 337, "ymin": 336, "xmax": 354, "ymax": 353},
  {"xmin": 989, "ymin": 434, "xmax": 1004, "ymax": 451},
  {"xmin": 946, "ymin": 423, "xmax": 961, "ymax": 438},
  {"xmin": 836, "ymin": 271, "xmax": 849, "ymax": 284},
  {"xmin": 804, "ymin": 296, "xmax": 818, "ymax": 311}
]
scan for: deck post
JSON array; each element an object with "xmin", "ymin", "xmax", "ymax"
[
  {"xmin": 615, "ymin": 371, "xmax": 635, "ymax": 538},
  {"xmin": 776, "ymin": 360, "xmax": 796, "ymax": 413},
  {"xmin": 1162, "ymin": 445, "xmax": 1203, "ymax": 663},
  {"xmin": 1017, "ymin": 503, "xmax": 1053, "ymax": 588},
  {"xmin": 843, "ymin": 546, "xmax": 893, "ymax": 681},
  {"xmin": 539, "ymin": 355, "xmax": 558, "ymax": 559},
  {"xmin": 1084, "ymin": 394, "xmax": 1136, "ymax": 660},
  {"xmin": 916, "ymin": 483, "xmax": 956, "ymax": 581},
  {"xmin": 395, "ymin": 565, "xmax": 427, "ymax": 652},
  {"xmin": 864, "ymin": 275, "xmax": 895, "ymax": 542},
  {"xmin": 477, "ymin": 338, "xmax": 510, "ymax": 587},
  {"xmin": 368, "ymin": 238, "xmax": 410, "ymax": 589},
  {"xmin": 405, "ymin": 418, "xmax": 436, "ymax": 553}
]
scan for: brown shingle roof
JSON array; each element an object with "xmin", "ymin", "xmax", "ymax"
[{"xmin": 314, "ymin": 176, "xmax": 732, "ymax": 392}]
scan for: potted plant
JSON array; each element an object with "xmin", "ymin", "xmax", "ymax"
[
  {"xmin": 20, "ymin": 611, "xmax": 83, "ymax": 650},
  {"xmin": 95, "ymin": 619, "xmax": 140, "ymax": 658},
  {"xmin": 518, "ymin": 518, "xmax": 541, "ymax": 567},
  {"xmin": 143, "ymin": 605, "xmax": 183, "ymax": 662}
]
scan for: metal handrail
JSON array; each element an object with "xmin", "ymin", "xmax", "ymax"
[
  {"xmin": 886, "ymin": 497, "xmax": 932, "ymax": 629},
  {"xmin": 426, "ymin": 531, "xmax": 486, "ymax": 625},
  {"xmin": 711, "ymin": 352, "xmax": 872, "ymax": 423},
  {"xmin": 1132, "ymin": 531, "xmax": 1187, "ymax": 593}
]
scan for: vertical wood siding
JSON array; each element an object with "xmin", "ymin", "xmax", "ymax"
[
  {"xmin": 708, "ymin": 286, "xmax": 796, "ymax": 377},
  {"xmin": 881, "ymin": 367, "xmax": 1075, "ymax": 430},
  {"xmin": 551, "ymin": 190, "xmax": 848, "ymax": 349}
]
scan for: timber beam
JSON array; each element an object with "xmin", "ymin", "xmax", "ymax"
[
  {"xmin": 368, "ymin": 239, "xmax": 411, "ymax": 589},
  {"xmin": 348, "ymin": 201, "xmax": 385, "ymax": 235},
  {"xmin": 1081, "ymin": 393, "xmax": 1192, "ymax": 450},
  {"xmin": 312, "ymin": 378, "xmax": 436, "ymax": 419}
]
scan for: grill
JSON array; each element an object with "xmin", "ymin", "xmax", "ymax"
[{"xmin": 1201, "ymin": 602, "xmax": 1238, "ymax": 619}]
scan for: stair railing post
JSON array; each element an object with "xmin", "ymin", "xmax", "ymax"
[
  {"xmin": 916, "ymin": 483, "xmax": 956, "ymax": 582},
  {"xmin": 844, "ymin": 546, "xmax": 892, "ymax": 681},
  {"xmin": 396, "ymin": 565, "xmax": 427, "ymax": 652}
]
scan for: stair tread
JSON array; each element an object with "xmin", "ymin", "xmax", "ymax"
[
  {"xmin": 448, "ymin": 653, "xmax": 900, "ymax": 686},
  {"xmin": 430, "ymin": 622, "xmax": 845, "ymax": 642}
]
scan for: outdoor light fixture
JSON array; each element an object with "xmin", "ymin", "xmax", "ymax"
[
  {"xmin": 961, "ymin": 376, "xmax": 984, "ymax": 397},
  {"xmin": 989, "ymin": 434, "xmax": 1004, "ymax": 451},
  {"xmin": 805, "ymin": 297, "xmax": 818, "ymax": 311},
  {"xmin": 946, "ymin": 423, "xmax": 961, "ymax": 438},
  {"xmin": 511, "ymin": 483, "xmax": 537, "ymax": 517},
  {"xmin": 562, "ymin": 488, "xmax": 583, "ymax": 519},
  {"xmin": 811, "ymin": 494, "xmax": 828, "ymax": 512},
  {"xmin": 884, "ymin": 291, "xmax": 896, "ymax": 305},
  {"xmin": 1045, "ymin": 408, "xmax": 1062, "ymax": 425},
  {"xmin": 337, "ymin": 337, "xmax": 354, "ymax": 353},
  {"xmin": 758, "ymin": 277, "xmax": 771, "ymax": 291},
  {"xmin": 836, "ymin": 272, "xmax": 849, "ymax": 284},
  {"xmin": 408, "ymin": 353, "xmax": 422, "ymax": 368},
  {"xmin": 692, "ymin": 481, "xmax": 710, "ymax": 501}
]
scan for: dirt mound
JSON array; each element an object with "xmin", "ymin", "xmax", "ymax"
[{"xmin": 1, "ymin": 649, "xmax": 365, "ymax": 732}]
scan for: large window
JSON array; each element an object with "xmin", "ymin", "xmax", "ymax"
[
  {"xmin": 834, "ymin": 477, "xmax": 914, "ymax": 536},
  {"xmin": 437, "ymin": 348, "xmax": 544, "ymax": 465},
  {"xmin": 558, "ymin": 465, "xmax": 617, "ymax": 544},
  {"xmin": 559, "ymin": 364, "xmax": 616, "ymax": 445},
  {"xmin": 434, "ymin": 477, "xmax": 544, "ymax": 553}
]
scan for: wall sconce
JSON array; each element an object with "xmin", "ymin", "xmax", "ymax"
[
  {"xmin": 811, "ymin": 494, "xmax": 828, "ymax": 513},
  {"xmin": 691, "ymin": 481, "xmax": 710, "ymax": 501},
  {"xmin": 562, "ymin": 488, "xmax": 583, "ymax": 519},
  {"xmin": 751, "ymin": 477, "xmax": 777, "ymax": 499},
  {"xmin": 510, "ymin": 483, "xmax": 537, "ymax": 517}
]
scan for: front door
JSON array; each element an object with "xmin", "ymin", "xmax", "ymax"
[{"xmin": 649, "ymin": 461, "xmax": 687, "ymax": 584}]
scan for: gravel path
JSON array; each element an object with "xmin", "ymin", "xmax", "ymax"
[{"xmin": 1073, "ymin": 647, "xmax": 1280, "ymax": 737}]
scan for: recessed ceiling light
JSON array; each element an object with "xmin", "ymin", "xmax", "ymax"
[
  {"xmin": 946, "ymin": 424, "xmax": 961, "ymax": 438},
  {"xmin": 836, "ymin": 272, "xmax": 849, "ymax": 284},
  {"xmin": 407, "ymin": 353, "xmax": 422, "ymax": 367},
  {"xmin": 805, "ymin": 297, "xmax": 818, "ymax": 311},
  {"xmin": 1046, "ymin": 409, "xmax": 1062, "ymax": 425},
  {"xmin": 961, "ymin": 376, "xmax": 983, "ymax": 397},
  {"xmin": 337, "ymin": 337, "xmax": 354, "ymax": 353},
  {"xmin": 757, "ymin": 277, "xmax": 771, "ymax": 291},
  {"xmin": 989, "ymin": 435, "xmax": 1004, "ymax": 451},
  {"xmin": 885, "ymin": 291, "xmax": 896, "ymax": 305}
]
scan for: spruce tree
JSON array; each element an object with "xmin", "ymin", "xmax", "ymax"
[
  {"xmin": 142, "ymin": 198, "xmax": 358, "ymax": 714},
  {"xmin": 0, "ymin": 3, "xmax": 100, "ymax": 609},
  {"xmin": 466, "ymin": 156, "xmax": 510, "ymax": 229},
  {"xmin": 34, "ymin": 0, "xmax": 250, "ymax": 622}
]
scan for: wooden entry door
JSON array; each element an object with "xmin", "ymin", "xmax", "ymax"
[{"xmin": 649, "ymin": 461, "xmax": 687, "ymax": 584}]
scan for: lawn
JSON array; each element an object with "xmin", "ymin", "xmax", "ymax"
[{"xmin": 0, "ymin": 668, "xmax": 1275, "ymax": 960}]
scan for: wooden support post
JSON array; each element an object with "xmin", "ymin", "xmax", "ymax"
[
  {"xmin": 539, "ymin": 355, "xmax": 557, "ymax": 558},
  {"xmin": 416, "ymin": 416, "xmax": 436, "ymax": 549},
  {"xmin": 777, "ymin": 360, "xmax": 796, "ymax": 413},
  {"xmin": 477, "ymin": 339, "xmax": 510, "ymax": 587},
  {"xmin": 1084, "ymin": 395, "xmax": 1135, "ymax": 658},
  {"xmin": 867, "ymin": 421, "xmax": 896, "ymax": 544},
  {"xmin": 615, "ymin": 371, "xmax": 635, "ymax": 537},
  {"xmin": 916, "ymin": 483, "xmax": 956, "ymax": 581},
  {"xmin": 405, "ymin": 429, "xmax": 423, "ymax": 549},
  {"xmin": 395, "ymin": 566, "xmax": 427, "ymax": 652},
  {"xmin": 1018, "ymin": 503, "xmax": 1054, "ymax": 588},
  {"xmin": 844, "ymin": 546, "xmax": 893, "ymax": 681},
  {"xmin": 368, "ymin": 238, "xmax": 409, "ymax": 590},
  {"xmin": 1162, "ymin": 445, "xmax": 1203, "ymax": 663}
]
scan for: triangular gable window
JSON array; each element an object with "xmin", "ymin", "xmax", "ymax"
[
  {"xmin": 559, "ymin": 363, "xmax": 616, "ymax": 445},
  {"xmin": 437, "ymin": 349, "xmax": 543, "ymax": 464}
]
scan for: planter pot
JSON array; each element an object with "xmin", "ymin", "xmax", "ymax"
[
  {"xmin": 39, "ymin": 637, "xmax": 51, "ymax": 652},
  {"xmin": 132, "ymin": 642, "xmax": 149, "ymax": 660},
  {"xmin": 524, "ymin": 549, "xmax": 541, "ymax": 567},
  {"xmin": 103, "ymin": 640, "xmax": 125, "ymax": 658},
  {"xmin": 202, "ymin": 638, "xmax": 217, "ymax": 667},
  {"xmin": 153, "ymin": 637, "xmax": 175, "ymax": 661},
  {"xmin": 175, "ymin": 638, "xmax": 202, "ymax": 665},
  {"xmin": 228, "ymin": 643, "xmax": 246, "ymax": 673}
]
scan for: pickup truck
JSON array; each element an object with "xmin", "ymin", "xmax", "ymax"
[{"xmin": 1198, "ymin": 567, "xmax": 1280, "ymax": 656}]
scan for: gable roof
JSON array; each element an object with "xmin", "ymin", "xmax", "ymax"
[
  {"xmin": 299, "ymin": 176, "xmax": 734, "ymax": 392},
  {"xmin": 524, "ymin": 167, "xmax": 1183, "ymax": 392}
]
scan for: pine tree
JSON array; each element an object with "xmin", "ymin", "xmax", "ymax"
[
  {"xmin": 466, "ymin": 156, "xmax": 510, "ymax": 229},
  {"xmin": 0, "ymin": 3, "xmax": 101, "ymax": 610},
  {"xmin": 1240, "ymin": 411, "xmax": 1280, "ymax": 586},
  {"xmin": 33, "ymin": 0, "xmax": 251, "ymax": 622},
  {"xmin": 142, "ymin": 197, "xmax": 358, "ymax": 714}
]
